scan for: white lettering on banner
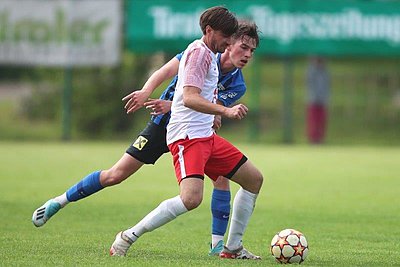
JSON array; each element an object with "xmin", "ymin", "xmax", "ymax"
[
  {"xmin": 149, "ymin": 6, "xmax": 202, "ymax": 38},
  {"xmin": 0, "ymin": 0, "xmax": 121, "ymax": 66},
  {"xmin": 246, "ymin": 6, "xmax": 400, "ymax": 45},
  {"xmin": 147, "ymin": 4, "xmax": 400, "ymax": 46}
]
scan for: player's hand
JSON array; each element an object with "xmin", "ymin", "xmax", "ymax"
[
  {"xmin": 224, "ymin": 104, "xmax": 248, "ymax": 120},
  {"xmin": 213, "ymin": 115, "xmax": 222, "ymax": 131},
  {"xmin": 144, "ymin": 99, "xmax": 172, "ymax": 115},
  {"xmin": 122, "ymin": 90, "xmax": 151, "ymax": 114}
]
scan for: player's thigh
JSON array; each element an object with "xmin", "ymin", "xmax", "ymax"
[
  {"xmin": 230, "ymin": 160, "xmax": 263, "ymax": 194},
  {"xmin": 169, "ymin": 137, "xmax": 212, "ymax": 183},
  {"xmin": 205, "ymin": 135, "xmax": 244, "ymax": 180},
  {"xmin": 101, "ymin": 153, "xmax": 144, "ymax": 186},
  {"xmin": 110, "ymin": 153, "xmax": 144, "ymax": 175}
]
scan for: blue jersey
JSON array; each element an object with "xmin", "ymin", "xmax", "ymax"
[{"xmin": 151, "ymin": 52, "xmax": 246, "ymax": 127}]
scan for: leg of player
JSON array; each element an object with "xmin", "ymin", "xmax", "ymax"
[
  {"xmin": 209, "ymin": 176, "xmax": 230, "ymax": 256},
  {"xmin": 219, "ymin": 160, "xmax": 263, "ymax": 260},
  {"xmin": 32, "ymin": 153, "xmax": 144, "ymax": 227},
  {"xmin": 110, "ymin": 177, "xmax": 203, "ymax": 256}
]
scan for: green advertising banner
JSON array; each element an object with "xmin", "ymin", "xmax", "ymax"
[{"xmin": 125, "ymin": 0, "xmax": 400, "ymax": 56}]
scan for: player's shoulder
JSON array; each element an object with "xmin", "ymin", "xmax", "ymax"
[
  {"xmin": 226, "ymin": 68, "xmax": 244, "ymax": 81},
  {"xmin": 187, "ymin": 40, "xmax": 213, "ymax": 55},
  {"xmin": 233, "ymin": 68, "xmax": 243, "ymax": 76},
  {"xmin": 185, "ymin": 40, "xmax": 215, "ymax": 66}
]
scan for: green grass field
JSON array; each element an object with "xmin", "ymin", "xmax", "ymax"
[{"xmin": 1, "ymin": 142, "xmax": 399, "ymax": 266}]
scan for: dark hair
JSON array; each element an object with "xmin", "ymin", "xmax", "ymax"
[
  {"xmin": 233, "ymin": 20, "xmax": 260, "ymax": 47},
  {"xmin": 199, "ymin": 6, "xmax": 238, "ymax": 36}
]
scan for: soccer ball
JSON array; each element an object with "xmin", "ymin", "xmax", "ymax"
[{"xmin": 270, "ymin": 229, "xmax": 309, "ymax": 264}]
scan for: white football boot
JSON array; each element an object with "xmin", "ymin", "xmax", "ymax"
[
  {"xmin": 110, "ymin": 231, "xmax": 134, "ymax": 256},
  {"xmin": 220, "ymin": 246, "xmax": 261, "ymax": 260},
  {"xmin": 32, "ymin": 199, "xmax": 61, "ymax": 227}
]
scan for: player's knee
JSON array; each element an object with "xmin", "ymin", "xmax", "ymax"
[
  {"xmin": 245, "ymin": 169, "xmax": 264, "ymax": 194},
  {"xmin": 253, "ymin": 170, "xmax": 264, "ymax": 191},
  {"xmin": 181, "ymin": 195, "xmax": 202, "ymax": 210}
]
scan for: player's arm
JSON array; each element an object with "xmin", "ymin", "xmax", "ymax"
[
  {"xmin": 183, "ymin": 87, "xmax": 248, "ymax": 120},
  {"xmin": 143, "ymin": 98, "xmax": 172, "ymax": 116},
  {"xmin": 213, "ymin": 100, "xmax": 223, "ymax": 130},
  {"xmin": 141, "ymin": 85, "xmax": 241, "ymax": 119},
  {"xmin": 140, "ymin": 71, "xmax": 245, "ymax": 118},
  {"xmin": 142, "ymin": 71, "xmax": 247, "ymax": 117},
  {"xmin": 141, "ymin": 83, "xmax": 246, "ymax": 119},
  {"xmin": 123, "ymin": 57, "xmax": 179, "ymax": 114},
  {"xmin": 182, "ymin": 47, "xmax": 247, "ymax": 119}
]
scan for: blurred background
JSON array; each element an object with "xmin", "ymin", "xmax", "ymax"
[{"xmin": 0, "ymin": 0, "xmax": 399, "ymax": 145}]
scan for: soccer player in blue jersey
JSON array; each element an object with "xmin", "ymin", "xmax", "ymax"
[{"xmin": 32, "ymin": 20, "xmax": 259, "ymax": 256}]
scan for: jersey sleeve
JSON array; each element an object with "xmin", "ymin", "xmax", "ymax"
[{"xmin": 183, "ymin": 46, "xmax": 212, "ymax": 89}]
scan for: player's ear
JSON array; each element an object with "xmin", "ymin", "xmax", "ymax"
[{"xmin": 205, "ymin": 25, "xmax": 213, "ymax": 34}]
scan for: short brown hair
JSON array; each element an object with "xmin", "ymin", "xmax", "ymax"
[
  {"xmin": 233, "ymin": 20, "xmax": 260, "ymax": 48},
  {"xmin": 199, "ymin": 6, "xmax": 238, "ymax": 36}
]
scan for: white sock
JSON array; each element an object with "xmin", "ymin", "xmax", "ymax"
[
  {"xmin": 225, "ymin": 188, "xmax": 258, "ymax": 251},
  {"xmin": 212, "ymin": 234, "xmax": 224, "ymax": 248},
  {"xmin": 54, "ymin": 192, "xmax": 69, "ymax": 208},
  {"xmin": 124, "ymin": 195, "xmax": 188, "ymax": 241}
]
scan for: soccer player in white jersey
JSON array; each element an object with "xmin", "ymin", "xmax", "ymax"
[
  {"xmin": 32, "ymin": 19, "xmax": 259, "ymax": 256},
  {"xmin": 110, "ymin": 6, "xmax": 264, "ymax": 260}
]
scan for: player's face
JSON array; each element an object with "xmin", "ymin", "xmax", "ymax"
[
  {"xmin": 227, "ymin": 35, "xmax": 257, "ymax": 69},
  {"xmin": 210, "ymin": 30, "xmax": 233, "ymax": 53}
]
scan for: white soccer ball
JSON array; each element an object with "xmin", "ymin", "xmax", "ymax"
[{"xmin": 270, "ymin": 229, "xmax": 309, "ymax": 264}]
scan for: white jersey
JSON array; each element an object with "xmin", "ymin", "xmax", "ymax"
[{"xmin": 167, "ymin": 39, "xmax": 218, "ymax": 145}]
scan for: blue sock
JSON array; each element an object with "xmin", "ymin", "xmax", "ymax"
[
  {"xmin": 66, "ymin": 171, "xmax": 104, "ymax": 202},
  {"xmin": 211, "ymin": 189, "xmax": 231, "ymax": 236}
]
